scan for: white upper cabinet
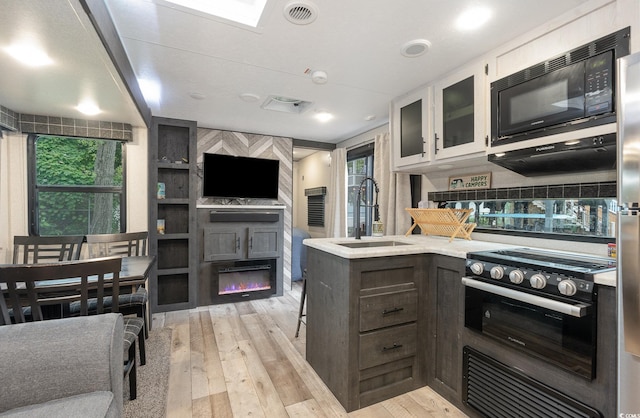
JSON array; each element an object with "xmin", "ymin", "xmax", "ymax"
[
  {"xmin": 432, "ymin": 63, "xmax": 487, "ymax": 161},
  {"xmin": 391, "ymin": 86, "xmax": 432, "ymax": 169},
  {"xmin": 390, "ymin": 61, "xmax": 489, "ymax": 172}
]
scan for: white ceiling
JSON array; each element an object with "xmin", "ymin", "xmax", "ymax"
[{"xmin": 1, "ymin": 0, "xmax": 590, "ymax": 146}]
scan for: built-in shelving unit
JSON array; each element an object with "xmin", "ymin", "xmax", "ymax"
[{"xmin": 149, "ymin": 117, "xmax": 198, "ymax": 312}]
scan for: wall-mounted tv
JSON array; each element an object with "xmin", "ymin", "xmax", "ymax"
[{"xmin": 202, "ymin": 153, "xmax": 280, "ymax": 200}]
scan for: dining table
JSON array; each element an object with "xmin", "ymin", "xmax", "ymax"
[
  {"xmin": 1, "ymin": 255, "xmax": 156, "ymax": 326},
  {"xmin": 26, "ymin": 255, "xmax": 156, "ymax": 289}
]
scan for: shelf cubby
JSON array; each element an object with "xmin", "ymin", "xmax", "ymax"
[{"xmin": 149, "ymin": 117, "xmax": 198, "ymax": 313}]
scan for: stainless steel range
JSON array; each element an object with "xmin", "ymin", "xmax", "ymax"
[{"xmin": 462, "ymin": 247, "xmax": 615, "ymax": 380}]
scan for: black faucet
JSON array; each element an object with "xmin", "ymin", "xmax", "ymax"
[{"xmin": 354, "ymin": 177, "xmax": 380, "ymax": 239}]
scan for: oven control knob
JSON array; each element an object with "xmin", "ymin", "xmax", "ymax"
[
  {"xmin": 530, "ymin": 274, "xmax": 547, "ymax": 289},
  {"xmin": 509, "ymin": 269, "xmax": 525, "ymax": 284},
  {"xmin": 490, "ymin": 266, "xmax": 504, "ymax": 280},
  {"xmin": 558, "ymin": 279, "xmax": 578, "ymax": 296},
  {"xmin": 470, "ymin": 262, "xmax": 484, "ymax": 275}
]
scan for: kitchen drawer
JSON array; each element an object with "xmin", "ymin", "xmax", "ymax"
[
  {"xmin": 360, "ymin": 289, "xmax": 418, "ymax": 332},
  {"xmin": 359, "ymin": 323, "xmax": 417, "ymax": 370}
]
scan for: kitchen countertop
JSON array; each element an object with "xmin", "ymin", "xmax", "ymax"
[{"xmin": 303, "ymin": 235, "xmax": 616, "ymax": 287}]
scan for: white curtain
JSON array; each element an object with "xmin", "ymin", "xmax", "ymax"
[
  {"xmin": 373, "ymin": 132, "xmax": 412, "ymax": 236},
  {"xmin": 326, "ymin": 147, "xmax": 347, "ymax": 237}
]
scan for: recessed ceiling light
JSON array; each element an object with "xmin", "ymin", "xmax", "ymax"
[
  {"xmin": 189, "ymin": 92, "xmax": 206, "ymax": 100},
  {"xmin": 76, "ymin": 101, "xmax": 101, "ymax": 116},
  {"xmin": 4, "ymin": 42, "xmax": 53, "ymax": 67},
  {"xmin": 239, "ymin": 93, "xmax": 261, "ymax": 102},
  {"xmin": 401, "ymin": 39, "xmax": 431, "ymax": 58},
  {"xmin": 455, "ymin": 6, "xmax": 492, "ymax": 31},
  {"xmin": 314, "ymin": 110, "xmax": 333, "ymax": 122},
  {"xmin": 311, "ymin": 70, "xmax": 328, "ymax": 84}
]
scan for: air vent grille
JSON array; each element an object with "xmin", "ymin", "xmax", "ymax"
[
  {"xmin": 548, "ymin": 55, "xmax": 567, "ymax": 72},
  {"xmin": 284, "ymin": 1, "xmax": 318, "ymax": 25},
  {"xmin": 570, "ymin": 45, "xmax": 590, "ymax": 64},
  {"xmin": 527, "ymin": 63, "xmax": 545, "ymax": 79},
  {"xmin": 463, "ymin": 347, "xmax": 602, "ymax": 418}
]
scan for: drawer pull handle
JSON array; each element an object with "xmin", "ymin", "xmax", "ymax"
[
  {"xmin": 382, "ymin": 307, "xmax": 404, "ymax": 315},
  {"xmin": 382, "ymin": 343, "xmax": 403, "ymax": 352}
]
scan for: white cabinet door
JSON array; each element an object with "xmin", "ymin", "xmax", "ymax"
[
  {"xmin": 433, "ymin": 63, "xmax": 487, "ymax": 160},
  {"xmin": 391, "ymin": 87, "xmax": 432, "ymax": 169}
]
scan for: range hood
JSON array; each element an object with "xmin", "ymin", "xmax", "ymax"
[{"xmin": 487, "ymin": 133, "xmax": 616, "ymax": 177}]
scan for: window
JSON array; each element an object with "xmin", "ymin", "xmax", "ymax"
[
  {"xmin": 347, "ymin": 144, "xmax": 375, "ymax": 237},
  {"xmin": 28, "ymin": 135, "xmax": 126, "ymax": 236},
  {"xmin": 306, "ymin": 187, "xmax": 326, "ymax": 227}
]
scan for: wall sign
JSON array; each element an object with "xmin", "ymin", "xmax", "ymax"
[{"xmin": 448, "ymin": 173, "xmax": 491, "ymax": 191}]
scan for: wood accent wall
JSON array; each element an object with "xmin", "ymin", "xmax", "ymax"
[{"xmin": 196, "ymin": 128, "xmax": 294, "ymax": 288}]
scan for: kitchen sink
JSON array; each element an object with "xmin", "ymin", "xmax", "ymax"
[{"xmin": 336, "ymin": 240, "xmax": 412, "ymax": 248}]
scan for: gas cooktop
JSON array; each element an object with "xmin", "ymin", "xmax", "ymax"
[{"xmin": 467, "ymin": 248, "xmax": 616, "ymax": 276}]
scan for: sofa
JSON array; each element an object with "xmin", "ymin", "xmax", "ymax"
[{"xmin": 0, "ymin": 313, "xmax": 124, "ymax": 418}]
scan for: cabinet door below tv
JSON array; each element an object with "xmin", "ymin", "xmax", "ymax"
[
  {"xmin": 247, "ymin": 227, "xmax": 280, "ymax": 259},
  {"xmin": 203, "ymin": 226, "xmax": 243, "ymax": 261}
]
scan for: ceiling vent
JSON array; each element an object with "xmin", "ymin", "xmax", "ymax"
[
  {"xmin": 284, "ymin": 1, "xmax": 318, "ymax": 25},
  {"xmin": 261, "ymin": 95, "xmax": 313, "ymax": 114}
]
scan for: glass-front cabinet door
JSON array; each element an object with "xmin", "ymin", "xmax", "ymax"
[
  {"xmin": 392, "ymin": 87, "xmax": 431, "ymax": 169},
  {"xmin": 433, "ymin": 64, "xmax": 486, "ymax": 160}
]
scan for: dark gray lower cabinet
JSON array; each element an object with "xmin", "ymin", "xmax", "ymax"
[
  {"xmin": 426, "ymin": 255, "xmax": 465, "ymax": 405},
  {"xmin": 306, "ymin": 250, "xmax": 617, "ymax": 417},
  {"xmin": 306, "ymin": 249, "xmax": 428, "ymax": 412}
]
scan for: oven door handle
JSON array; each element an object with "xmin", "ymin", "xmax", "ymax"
[{"xmin": 461, "ymin": 277, "xmax": 590, "ymax": 318}]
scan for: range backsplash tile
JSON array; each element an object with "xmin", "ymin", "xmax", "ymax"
[{"xmin": 429, "ymin": 181, "xmax": 616, "ymax": 202}]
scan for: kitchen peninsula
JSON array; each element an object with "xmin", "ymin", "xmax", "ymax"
[{"xmin": 303, "ymin": 235, "xmax": 617, "ymax": 416}]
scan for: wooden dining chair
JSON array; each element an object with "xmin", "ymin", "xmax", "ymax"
[
  {"xmin": 0, "ymin": 257, "xmax": 145, "ymax": 400},
  {"xmin": 83, "ymin": 231, "xmax": 150, "ymax": 339},
  {"xmin": 85, "ymin": 231, "xmax": 148, "ymax": 258},
  {"xmin": 12, "ymin": 235, "xmax": 85, "ymax": 264}
]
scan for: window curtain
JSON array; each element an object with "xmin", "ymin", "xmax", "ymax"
[
  {"xmin": 373, "ymin": 132, "xmax": 412, "ymax": 235},
  {"xmin": 326, "ymin": 147, "xmax": 347, "ymax": 237}
]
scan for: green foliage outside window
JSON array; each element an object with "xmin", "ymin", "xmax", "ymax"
[{"xmin": 32, "ymin": 135, "xmax": 124, "ymax": 235}]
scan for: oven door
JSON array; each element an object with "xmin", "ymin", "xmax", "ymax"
[
  {"xmin": 462, "ymin": 277, "xmax": 596, "ymax": 379},
  {"xmin": 495, "ymin": 59, "xmax": 586, "ymax": 138}
]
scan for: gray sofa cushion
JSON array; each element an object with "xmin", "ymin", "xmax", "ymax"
[
  {"xmin": 0, "ymin": 314, "xmax": 123, "ymax": 416},
  {"xmin": 0, "ymin": 391, "xmax": 116, "ymax": 418}
]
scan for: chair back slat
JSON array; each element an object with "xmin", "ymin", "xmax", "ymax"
[
  {"xmin": 13, "ymin": 236, "xmax": 84, "ymax": 264},
  {"xmin": 86, "ymin": 232, "xmax": 148, "ymax": 258},
  {"xmin": 0, "ymin": 257, "xmax": 122, "ymax": 324}
]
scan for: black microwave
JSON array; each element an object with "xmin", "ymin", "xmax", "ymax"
[{"xmin": 491, "ymin": 27, "xmax": 630, "ymax": 146}]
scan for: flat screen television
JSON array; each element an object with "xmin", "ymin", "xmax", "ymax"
[{"xmin": 202, "ymin": 153, "xmax": 280, "ymax": 200}]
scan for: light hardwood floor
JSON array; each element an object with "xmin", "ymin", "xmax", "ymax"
[{"xmin": 151, "ymin": 282, "xmax": 468, "ymax": 418}]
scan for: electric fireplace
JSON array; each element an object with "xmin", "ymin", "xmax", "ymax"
[{"xmin": 198, "ymin": 258, "xmax": 277, "ymax": 305}]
